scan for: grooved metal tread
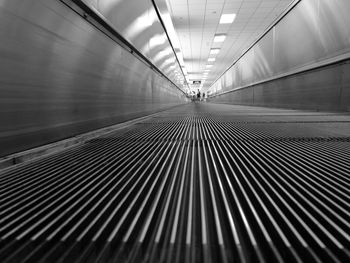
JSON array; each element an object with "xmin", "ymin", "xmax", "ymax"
[{"xmin": 1, "ymin": 103, "xmax": 350, "ymax": 263}]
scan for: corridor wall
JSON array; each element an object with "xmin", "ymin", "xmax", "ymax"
[
  {"xmin": 0, "ymin": 0, "xmax": 188, "ymax": 157},
  {"xmin": 208, "ymin": 0, "xmax": 350, "ymax": 112}
]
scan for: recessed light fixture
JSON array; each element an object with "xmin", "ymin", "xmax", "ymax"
[
  {"xmin": 210, "ymin": 48, "xmax": 220, "ymax": 55},
  {"xmin": 214, "ymin": 34, "xmax": 226, "ymax": 42},
  {"xmin": 208, "ymin": 57, "xmax": 216, "ymax": 62},
  {"xmin": 204, "ymin": 69, "xmax": 211, "ymax": 72},
  {"xmin": 219, "ymin": 13, "xmax": 236, "ymax": 24},
  {"xmin": 206, "ymin": 65, "xmax": 213, "ymax": 68}
]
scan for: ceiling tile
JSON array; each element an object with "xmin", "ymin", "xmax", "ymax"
[{"xmin": 166, "ymin": 0, "xmax": 295, "ymax": 90}]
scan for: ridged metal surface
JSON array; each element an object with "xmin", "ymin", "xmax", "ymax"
[{"xmin": 1, "ymin": 103, "xmax": 350, "ymax": 263}]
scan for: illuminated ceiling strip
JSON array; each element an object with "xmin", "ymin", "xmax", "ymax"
[
  {"xmin": 210, "ymin": 48, "xmax": 220, "ymax": 55},
  {"xmin": 219, "ymin": 13, "xmax": 236, "ymax": 24},
  {"xmin": 213, "ymin": 34, "xmax": 226, "ymax": 42}
]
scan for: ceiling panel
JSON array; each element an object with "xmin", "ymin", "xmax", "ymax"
[{"xmin": 165, "ymin": 0, "xmax": 296, "ymax": 91}]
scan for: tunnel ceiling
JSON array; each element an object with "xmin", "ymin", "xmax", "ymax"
[{"xmin": 164, "ymin": 0, "xmax": 296, "ymax": 91}]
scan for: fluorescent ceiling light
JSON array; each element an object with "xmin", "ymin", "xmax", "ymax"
[
  {"xmin": 210, "ymin": 48, "xmax": 220, "ymax": 55},
  {"xmin": 205, "ymin": 65, "xmax": 213, "ymax": 68},
  {"xmin": 208, "ymin": 58, "xmax": 216, "ymax": 62},
  {"xmin": 214, "ymin": 34, "xmax": 226, "ymax": 42},
  {"xmin": 219, "ymin": 13, "xmax": 236, "ymax": 24}
]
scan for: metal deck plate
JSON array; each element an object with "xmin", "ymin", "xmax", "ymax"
[{"xmin": 1, "ymin": 103, "xmax": 350, "ymax": 263}]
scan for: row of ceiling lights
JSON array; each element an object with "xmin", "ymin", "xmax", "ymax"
[{"xmin": 200, "ymin": 13, "xmax": 237, "ymax": 88}]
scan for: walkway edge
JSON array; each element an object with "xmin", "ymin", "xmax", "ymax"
[{"xmin": 0, "ymin": 105, "xmax": 185, "ymax": 172}]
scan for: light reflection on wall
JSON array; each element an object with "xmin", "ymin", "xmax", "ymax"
[
  {"xmin": 141, "ymin": 33, "xmax": 167, "ymax": 54},
  {"xmin": 152, "ymin": 47, "xmax": 172, "ymax": 63},
  {"xmin": 123, "ymin": 8, "xmax": 158, "ymax": 41},
  {"xmin": 149, "ymin": 33, "xmax": 167, "ymax": 48},
  {"xmin": 207, "ymin": 0, "xmax": 350, "ymax": 97},
  {"xmin": 81, "ymin": 0, "xmax": 187, "ymax": 92},
  {"xmin": 159, "ymin": 58, "xmax": 176, "ymax": 69}
]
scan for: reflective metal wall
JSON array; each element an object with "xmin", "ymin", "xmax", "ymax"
[
  {"xmin": 82, "ymin": 0, "xmax": 187, "ymax": 91},
  {"xmin": 208, "ymin": 0, "xmax": 350, "ymax": 111},
  {"xmin": 210, "ymin": 61, "xmax": 350, "ymax": 110},
  {"xmin": 0, "ymin": 0, "xmax": 188, "ymax": 157}
]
